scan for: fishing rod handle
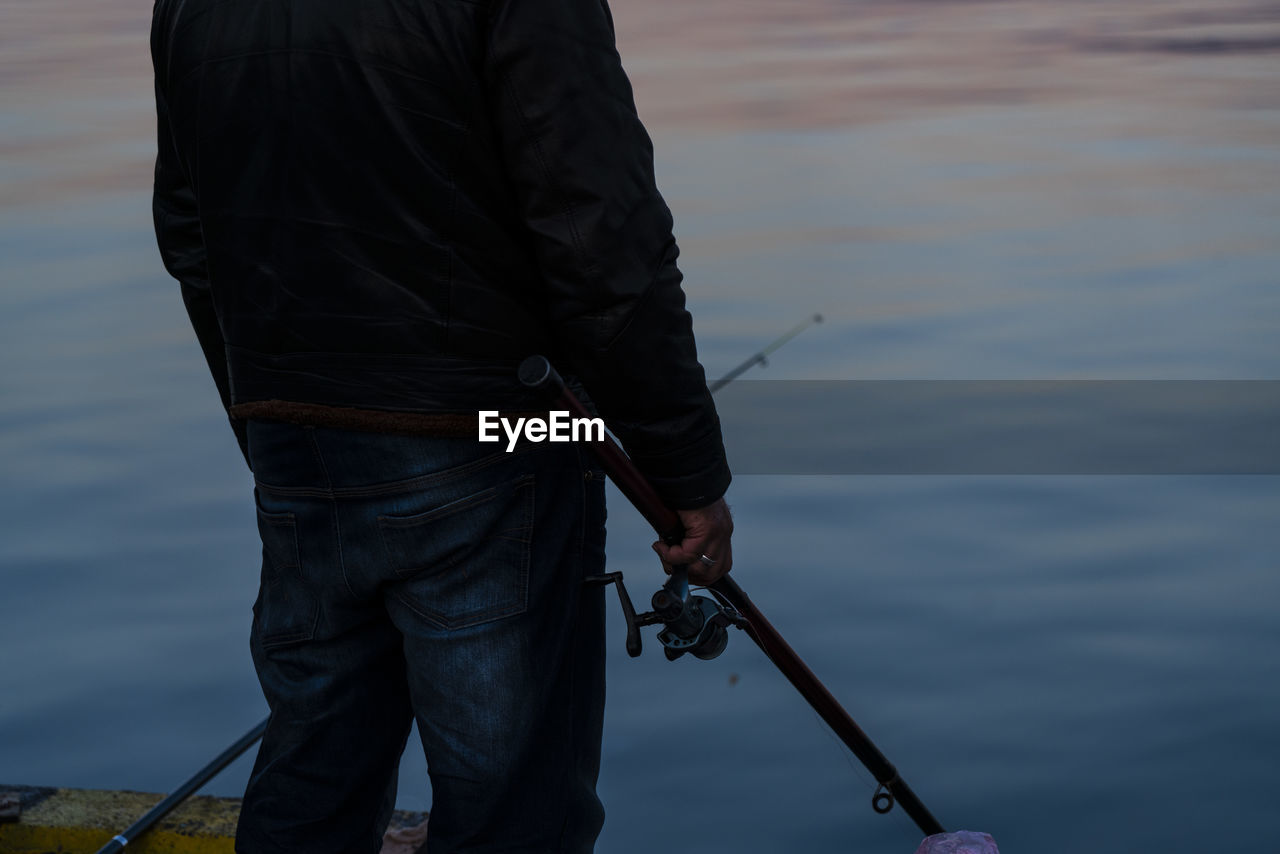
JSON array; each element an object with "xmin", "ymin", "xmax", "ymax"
[{"xmin": 518, "ymin": 356, "xmax": 685, "ymax": 545}]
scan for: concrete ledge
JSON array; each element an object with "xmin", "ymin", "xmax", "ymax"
[
  {"xmin": 0, "ymin": 785, "xmax": 429, "ymax": 854},
  {"xmin": 0, "ymin": 785, "xmax": 239, "ymax": 853}
]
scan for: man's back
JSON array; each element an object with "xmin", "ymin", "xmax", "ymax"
[
  {"xmin": 153, "ymin": 0, "xmax": 732, "ymax": 509},
  {"xmin": 155, "ymin": 1, "xmax": 539, "ymax": 382}
]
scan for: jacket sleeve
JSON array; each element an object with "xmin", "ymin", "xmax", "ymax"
[
  {"xmin": 483, "ymin": 0, "xmax": 730, "ymax": 508},
  {"xmin": 152, "ymin": 58, "xmax": 250, "ymax": 464}
]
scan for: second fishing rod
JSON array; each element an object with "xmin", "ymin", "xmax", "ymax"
[{"xmin": 518, "ymin": 350, "xmax": 946, "ymax": 837}]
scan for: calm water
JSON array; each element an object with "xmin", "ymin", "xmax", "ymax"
[{"xmin": 2, "ymin": 1, "xmax": 1278, "ymax": 852}]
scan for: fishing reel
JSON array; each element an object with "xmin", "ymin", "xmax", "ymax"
[{"xmin": 588, "ymin": 566, "xmax": 748, "ymax": 661}]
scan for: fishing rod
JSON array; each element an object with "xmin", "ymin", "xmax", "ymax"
[
  {"xmin": 93, "ymin": 717, "xmax": 267, "ymax": 853},
  {"xmin": 519, "ymin": 353, "xmax": 946, "ymax": 837},
  {"xmin": 92, "ymin": 314, "xmax": 833, "ymax": 848},
  {"xmin": 708, "ymin": 312, "xmax": 822, "ymax": 392}
]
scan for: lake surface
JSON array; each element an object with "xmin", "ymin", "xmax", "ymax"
[{"xmin": 2, "ymin": 1, "xmax": 1277, "ymax": 852}]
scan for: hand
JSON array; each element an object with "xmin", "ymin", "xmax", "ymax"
[{"xmin": 651, "ymin": 497, "xmax": 734, "ymax": 585}]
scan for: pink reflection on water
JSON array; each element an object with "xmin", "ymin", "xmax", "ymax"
[
  {"xmin": 609, "ymin": 0, "xmax": 1280, "ymax": 131},
  {"xmin": 1, "ymin": 0, "xmax": 1277, "ymax": 207},
  {"xmin": 1, "ymin": 0, "xmax": 154, "ymax": 204}
]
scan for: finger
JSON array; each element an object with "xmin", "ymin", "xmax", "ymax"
[
  {"xmin": 664, "ymin": 540, "xmax": 722, "ymax": 568},
  {"xmin": 687, "ymin": 559, "xmax": 728, "ymax": 586},
  {"xmin": 686, "ymin": 548, "xmax": 731, "ymax": 585},
  {"xmin": 651, "ymin": 543, "xmax": 675, "ymax": 576},
  {"xmin": 657, "ymin": 544, "xmax": 706, "ymax": 567},
  {"xmin": 656, "ymin": 531, "xmax": 732, "ymax": 580}
]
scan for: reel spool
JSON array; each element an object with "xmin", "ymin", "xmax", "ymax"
[{"xmin": 588, "ymin": 566, "xmax": 746, "ymax": 661}]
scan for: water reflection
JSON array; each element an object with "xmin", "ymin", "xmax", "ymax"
[
  {"xmin": 612, "ymin": 0, "xmax": 1280, "ymax": 131},
  {"xmin": 3, "ymin": 1, "xmax": 1278, "ymax": 209}
]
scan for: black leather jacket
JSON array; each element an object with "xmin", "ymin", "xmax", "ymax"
[{"xmin": 151, "ymin": 0, "xmax": 729, "ymax": 507}]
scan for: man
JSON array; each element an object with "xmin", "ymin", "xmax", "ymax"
[{"xmin": 151, "ymin": 0, "xmax": 733, "ymax": 851}]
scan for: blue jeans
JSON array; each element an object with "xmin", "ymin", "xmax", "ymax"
[{"xmin": 236, "ymin": 420, "xmax": 607, "ymax": 854}]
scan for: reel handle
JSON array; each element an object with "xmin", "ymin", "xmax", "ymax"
[{"xmin": 586, "ymin": 572, "xmax": 645, "ymax": 657}]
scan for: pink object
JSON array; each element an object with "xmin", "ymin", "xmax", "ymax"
[{"xmin": 913, "ymin": 830, "xmax": 1000, "ymax": 854}]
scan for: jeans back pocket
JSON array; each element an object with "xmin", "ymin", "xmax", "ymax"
[
  {"xmin": 378, "ymin": 474, "xmax": 534, "ymax": 630},
  {"xmin": 254, "ymin": 507, "xmax": 320, "ymax": 649}
]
